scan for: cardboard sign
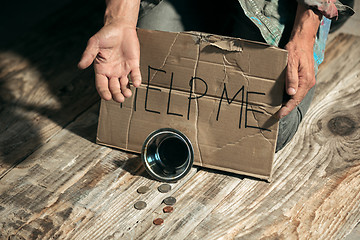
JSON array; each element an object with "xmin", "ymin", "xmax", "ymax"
[{"xmin": 96, "ymin": 28, "xmax": 287, "ymax": 181}]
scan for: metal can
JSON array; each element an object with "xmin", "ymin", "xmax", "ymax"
[{"xmin": 141, "ymin": 128, "xmax": 194, "ymax": 182}]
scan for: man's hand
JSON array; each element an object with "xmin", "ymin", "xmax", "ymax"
[
  {"xmin": 277, "ymin": 4, "xmax": 322, "ymax": 119},
  {"xmin": 278, "ymin": 37, "xmax": 316, "ymax": 118},
  {"xmin": 78, "ymin": 22, "xmax": 141, "ymax": 103}
]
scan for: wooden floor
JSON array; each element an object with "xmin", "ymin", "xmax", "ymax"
[{"xmin": 0, "ymin": 1, "xmax": 359, "ymax": 239}]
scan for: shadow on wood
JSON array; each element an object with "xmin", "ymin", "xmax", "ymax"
[{"xmin": 0, "ymin": 0, "xmax": 105, "ymax": 175}]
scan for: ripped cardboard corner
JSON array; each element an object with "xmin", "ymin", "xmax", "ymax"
[{"xmin": 96, "ymin": 28, "xmax": 287, "ymax": 181}]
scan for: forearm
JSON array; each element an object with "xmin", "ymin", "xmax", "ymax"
[
  {"xmin": 104, "ymin": 0, "xmax": 140, "ymax": 27},
  {"xmin": 279, "ymin": 4, "xmax": 323, "ymax": 118},
  {"xmin": 290, "ymin": 4, "xmax": 322, "ymax": 47}
]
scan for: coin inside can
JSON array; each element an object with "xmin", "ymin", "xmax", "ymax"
[
  {"xmin": 153, "ymin": 218, "xmax": 164, "ymax": 225},
  {"xmin": 137, "ymin": 186, "xmax": 150, "ymax": 194},
  {"xmin": 163, "ymin": 206, "xmax": 174, "ymax": 213},
  {"xmin": 134, "ymin": 201, "xmax": 147, "ymax": 210},
  {"xmin": 158, "ymin": 184, "xmax": 172, "ymax": 193},
  {"xmin": 163, "ymin": 196, "xmax": 176, "ymax": 206}
]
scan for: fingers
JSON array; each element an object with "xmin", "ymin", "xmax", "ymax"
[
  {"xmin": 286, "ymin": 55, "xmax": 299, "ymax": 96},
  {"xmin": 109, "ymin": 77, "xmax": 125, "ymax": 103},
  {"xmin": 120, "ymin": 76, "xmax": 132, "ymax": 98},
  {"xmin": 107, "ymin": 65, "xmax": 141, "ymax": 101},
  {"xmin": 96, "ymin": 74, "xmax": 134, "ymax": 102},
  {"xmin": 78, "ymin": 37, "xmax": 99, "ymax": 69},
  {"xmin": 130, "ymin": 67, "xmax": 142, "ymax": 87},
  {"xmin": 278, "ymin": 59, "xmax": 315, "ymax": 119},
  {"xmin": 95, "ymin": 74, "xmax": 111, "ymax": 101},
  {"xmin": 277, "ymin": 84, "xmax": 308, "ymax": 119}
]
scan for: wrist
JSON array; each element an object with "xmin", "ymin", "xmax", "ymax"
[
  {"xmin": 104, "ymin": 0, "xmax": 140, "ymax": 27},
  {"xmin": 290, "ymin": 4, "xmax": 322, "ymax": 45},
  {"xmin": 103, "ymin": 17, "xmax": 137, "ymax": 30}
]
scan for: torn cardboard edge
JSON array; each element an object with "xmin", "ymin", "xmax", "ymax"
[
  {"xmin": 184, "ymin": 30, "xmax": 279, "ymax": 50},
  {"xmin": 96, "ymin": 28, "xmax": 287, "ymax": 182}
]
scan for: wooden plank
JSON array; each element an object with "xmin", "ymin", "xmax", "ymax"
[
  {"xmin": 0, "ymin": 103, "xmax": 198, "ymax": 239},
  {"xmin": 0, "ymin": 9, "xmax": 358, "ymax": 239},
  {"xmin": 123, "ymin": 171, "xmax": 241, "ymax": 240},
  {"xmin": 0, "ymin": 104, "xmax": 113, "ymax": 238},
  {"xmin": 179, "ymin": 34, "xmax": 360, "ymax": 239},
  {"xmin": 0, "ymin": 0, "xmax": 104, "ymax": 177},
  {"xmin": 97, "ymin": 34, "xmax": 360, "ymax": 240},
  {"xmin": 345, "ymin": 223, "xmax": 360, "ymax": 240},
  {"xmin": 315, "ymin": 33, "xmax": 360, "ymax": 101}
]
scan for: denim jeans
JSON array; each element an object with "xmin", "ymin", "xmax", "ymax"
[{"xmin": 137, "ymin": 0, "xmax": 316, "ymax": 152}]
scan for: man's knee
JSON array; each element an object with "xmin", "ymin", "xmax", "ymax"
[
  {"xmin": 138, "ymin": 0, "xmax": 185, "ymax": 32},
  {"xmin": 276, "ymin": 86, "xmax": 316, "ymax": 152}
]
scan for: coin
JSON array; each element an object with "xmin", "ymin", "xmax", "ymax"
[
  {"xmin": 153, "ymin": 218, "xmax": 164, "ymax": 225},
  {"xmin": 137, "ymin": 186, "xmax": 150, "ymax": 194},
  {"xmin": 134, "ymin": 201, "xmax": 147, "ymax": 210},
  {"xmin": 163, "ymin": 196, "xmax": 176, "ymax": 205},
  {"xmin": 163, "ymin": 206, "xmax": 174, "ymax": 213},
  {"xmin": 158, "ymin": 184, "xmax": 172, "ymax": 193}
]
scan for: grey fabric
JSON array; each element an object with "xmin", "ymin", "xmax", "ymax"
[
  {"xmin": 138, "ymin": 0, "xmax": 266, "ymax": 41},
  {"xmin": 137, "ymin": 0, "xmax": 316, "ymax": 152},
  {"xmin": 138, "ymin": 0, "xmax": 190, "ymax": 32},
  {"xmin": 276, "ymin": 86, "xmax": 315, "ymax": 152}
]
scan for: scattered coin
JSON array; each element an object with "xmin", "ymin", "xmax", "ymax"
[
  {"xmin": 134, "ymin": 201, "xmax": 147, "ymax": 210},
  {"xmin": 153, "ymin": 218, "xmax": 164, "ymax": 225},
  {"xmin": 137, "ymin": 186, "xmax": 150, "ymax": 194},
  {"xmin": 163, "ymin": 206, "xmax": 174, "ymax": 213},
  {"xmin": 163, "ymin": 196, "xmax": 176, "ymax": 206},
  {"xmin": 158, "ymin": 184, "xmax": 172, "ymax": 193}
]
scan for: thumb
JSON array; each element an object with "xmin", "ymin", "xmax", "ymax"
[
  {"xmin": 130, "ymin": 67, "xmax": 142, "ymax": 87},
  {"xmin": 286, "ymin": 56, "xmax": 299, "ymax": 96},
  {"xmin": 78, "ymin": 37, "xmax": 99, "ymax": 69}
]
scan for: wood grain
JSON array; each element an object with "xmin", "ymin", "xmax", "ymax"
[
  {"xmin": 0, "ymin": 0, "xmax": 104, "ymax": 177},
  {"xmin": 182, "ymin": 33, "xmax": 360, "ymax": 240},
  {"xmin": 0, "ymin": 12, "xmax": 359, "ymax": 240},
  {"xmin": 0, "ymin": 104, "xmax": 198, "ymax": 239},
  {"xmin": 133, "ymin": 171, "xmax": 241, "ymax": 240}
]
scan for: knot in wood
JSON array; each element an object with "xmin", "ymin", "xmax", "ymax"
[{"xmin": 327, "ymin": 116, "xmax": 356, "ymax": 136}]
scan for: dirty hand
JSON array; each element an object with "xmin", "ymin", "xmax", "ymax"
[
  {"xmin": 78, "ymin": 21, "xmax": 141, "ymax": 103},
  {"xmin": 277, "ymin": 38, "xmax": 315, "ymax": 119},
  {"xmin": 277, "ymin": 4, "xmax": 321, "ymax": 119}
]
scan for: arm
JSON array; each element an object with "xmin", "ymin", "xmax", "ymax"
[
  {"xmin": 78, "ymin": 0, "xmax": 141, "ymax": 103},
  {"xmin": 277, "ymin": 3, "xmax": 322, "ymax": 119}
]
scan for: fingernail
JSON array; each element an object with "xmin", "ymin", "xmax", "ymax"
[{"xmin": 288, "ymin": 87, "xmax": 296, "ymax": 95}]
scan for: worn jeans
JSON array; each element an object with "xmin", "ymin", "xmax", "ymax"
[{"xmin": 137, "ymin": 0, "xmax": 316, "ymax": 152}]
